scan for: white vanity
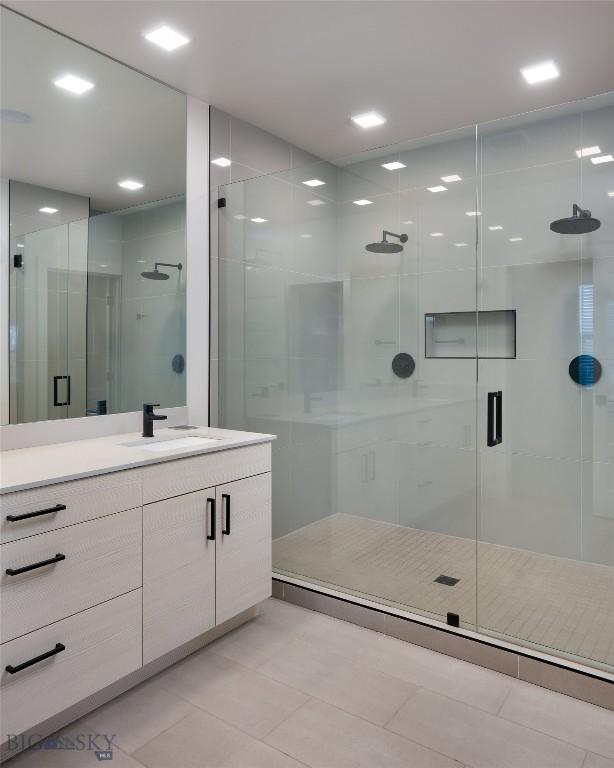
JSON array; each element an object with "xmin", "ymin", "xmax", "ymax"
[{"xmin": 0, "ymin": 427, "xmax": 275, "ymax": 753}]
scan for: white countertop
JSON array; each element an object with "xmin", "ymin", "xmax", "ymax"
[{"xmin": 0, "ymin": 427, "xmax": 276, "ymax": 495}]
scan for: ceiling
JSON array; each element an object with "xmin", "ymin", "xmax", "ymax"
[
  {"xmin": 6, "ymin": 0, "xmax": 614, "ymax": 162},
  {"xmin": 1, "ymin": 6, "xmax": 186, "ymax": 211}
]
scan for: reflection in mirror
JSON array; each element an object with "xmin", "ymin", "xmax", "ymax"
[{"xmin": 1, "ymin": 7, "xmax": 187, "ymax": 424}]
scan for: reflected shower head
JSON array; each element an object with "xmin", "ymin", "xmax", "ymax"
[
  {"xmin": 550, "ymin": 204, "xmax": 601, "ymax": 235},
  {"xmin": 366, "ymin": 230, "xmax": 408, "ymax": 254},
  {"xmin": 141, "ymin": 262, "xmax": 183, "ymax": 280}
]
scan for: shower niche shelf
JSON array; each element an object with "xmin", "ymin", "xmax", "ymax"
[{"xmin": 425, "ymin": 310, "xmax": 516, "ymax": 359}]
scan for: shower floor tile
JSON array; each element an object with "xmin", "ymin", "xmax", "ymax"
[{"xmin": 273, "ymin": 513, "xmax": 614, "ymax": 672}]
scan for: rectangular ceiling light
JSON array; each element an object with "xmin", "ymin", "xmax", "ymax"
[
  {"xmin": 427, "ymin": 185, "xmax": 448, "ymax": 193},
  {"xmin": 302, "ymin": 179, "xmax": 325, "ymax": 187},
  {"xmin": 576, "ymin": 146, "xmax": 601, "ymax": 158},
  {"xmin": 441, "ymin": 174, "xmax": 462, "ymax": 183},
  {"xmin": 212, "ymin": 157, "xmax": 232, "ymax": 167},
  {"xmin": 591, "ymin": 154, "xmax": 614, "ymax": 165},
  {"xmin": 351, "ymin": 111, "xmax": 386, "ymax": 129},
  {"xmin": 488, "ymin": 225, "xmax": 503, "ymax": 231},
  {"xmin": 144, "ymin": 25, "xmax": 190, "ymax": 51},
  {"xmin": 54, "ymin": 74, "xmax": 94, "ymax": 95},
  {"xmin": 608, "ymin": 191, "xmax": 614, "ymax": 197},
  {"xmin": 465, "ymin": 210, "xmax": 481, "ymax": 217},
  {"xmin": 233, "ymin": 214, "xmax": 248, "ymax": 220},
  {"xmin": 509, "ymin": 237, "xmax": 523, "ymax": 242},
  {"xmin": 39, "ymin": 207, "xmax": 58, "ymax": 214},
  {"xmin": 453, "ymin": 242, "xmax": 468, "ymax": 247},
  {"xmin": 521, "ymin": 60, "xmax": 559, "ymax": 84},
  {"xmin": 307, "ymin": 199, "xmax": 326, "ymax": 206},
  {"xmin": 430, "ymin": 232, "xmax": 444, "ymax": 237},
  {"xmin": 250, "ymin": 217, "xmax": 268, "ymax": 223},
  {"xmin": 382, "ymin": 161, "xmax": 406, "ymax": 170},
  {"xmin": 353, "ymin": 199, "xmax": 373, "ymax": 206},
  {"xmin": 118, "ymin": 179, "xmax": 144, "ymax": 190}
]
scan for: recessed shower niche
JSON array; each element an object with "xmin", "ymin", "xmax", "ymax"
[{"xmin": 425, "ymin": 310, "xmax": 516, "ymax": 359}]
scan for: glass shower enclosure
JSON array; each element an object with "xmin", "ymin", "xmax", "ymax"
[{"xmin": 215, "ymin": 92, "xmax": 614, "ymax": 676}]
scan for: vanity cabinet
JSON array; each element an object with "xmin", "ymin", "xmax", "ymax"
[{"xmin": 0, "ymin": 437, "xmax": 273, "ymax": 750}]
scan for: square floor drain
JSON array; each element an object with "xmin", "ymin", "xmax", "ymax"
[{"xmin": 434, "ymin": 574, "xmax": 460, "ymax": 586}]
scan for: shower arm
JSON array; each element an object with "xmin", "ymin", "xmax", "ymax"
[
  {"xmin": 154, "ymin": 262, "xmax": 183, "ymax": 271},
  {"xmin": 382, "ymin": 230, "xmax": 408, "ymax": 243},
  {"xmin": 572, "ymin": 204, "xmax": 591, "ymax": 219}
]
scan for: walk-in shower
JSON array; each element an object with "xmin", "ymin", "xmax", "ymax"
[{"xmin": 215, "ymin": 91, "xmax": 614, "ymax": 678}]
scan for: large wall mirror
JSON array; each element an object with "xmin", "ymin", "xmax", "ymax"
[{"xmin": 1, "ymin": 8, "xmax": 187, "ymax": 425}]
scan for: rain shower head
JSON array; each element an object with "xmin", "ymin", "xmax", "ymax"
[
  {"xmin": 141, "ymin": 262, "xmax": 183, "ymax": 280},
  {"xmin": 366, "ymin": 230, "xmax": 409, "ymax": 254},
  {"xmin": 550, "ymin": 204, "xmax": 601, "ymax": 235}
]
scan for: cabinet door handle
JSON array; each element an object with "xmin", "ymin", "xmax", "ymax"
[
  {"xmin": 206, "ymin": 498, "xmax": 216, "ymax": 540},
  {"xmin": 222, "ymin": 494, "xmax": 231, "ymax": 536},
  {"xmin": 6, "ymin": 503, "xmax": 66, "ymax": 522},
  {"xmin": 487, "ymin": 391, "xmax": 503, "ymax": 447},
  {"xmin": 496, "ymin": 390, "xmax": 503, "ymax": 445},
  {"xmin": 5, "ymin": 643, "xmax": 65, "ymax": 675},
  {"xmin": 5, "ymin": 553, "xmax": 66, "ymax": 576}
]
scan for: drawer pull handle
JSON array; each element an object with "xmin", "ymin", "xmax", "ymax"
[
  {"xmin": 6, "ymin": 504, "xmax": 66, "ymax": 522},
  {"xmin": 206, "ymin": 498, "xmax": 216, "ymax": 541},
  {"xmin": 5, "ymin": 553, "xmax": 66, "ymax": 576},
  {"xmin": 222, "ymin": 493, "xmax": 231, "ymax": 536},
  {"xmin": 5, "ymin": 643, "xmax": 66, "ymax": 675}
]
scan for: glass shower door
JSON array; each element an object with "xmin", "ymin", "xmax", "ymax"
[{"xmin": 476, "ymin": 96, "xmax": 614, "ymax": 674}]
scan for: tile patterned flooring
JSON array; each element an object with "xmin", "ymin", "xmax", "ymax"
[
  {"xmin": 273, "ymin": 513, "xmax": 614, "ymax": 670},
  {"xmin": 8, "ymin": 598, "xmax": 614, "ymax": 768}
]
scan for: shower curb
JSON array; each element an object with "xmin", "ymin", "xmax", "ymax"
[{"xmin": 273, "ymin": 576, "xmax": 614, "ymax": 711}]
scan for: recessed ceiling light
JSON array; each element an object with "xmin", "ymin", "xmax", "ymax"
[
  {"xmin": 16, "ymin": 243, "xmax": 24, "ymax": 248},
  {"xmin": 430, "ymin": 232, "xmax": 444, "ymax": 237},
  {"xmin": 118, "ymin": 179, "xmax": 144, "ymax": 191},
  {"xmin": 307, "ymin": 199, "xmax": 326, "ymax": 206},
  {"xmin": 54, "ymin": 74, "xmax": 94, "ymax": 95},
  {"xmin": 576, "ymin": 146, "xmax": 601, "ymax": 158},
  {"xmin": 521, "ymin": 60, "xmax": 559, "ymax": 85},
  {"xmin": 39, "ymin": 207, "xmax": 58, "ymax": 214},
  {"xmin": 351, "ymin": 111, "xmax": 386, "ymax": 129},
  {"xmin": 591, "ymin": 154, "xmax": 614, "ymax": 165},
  {"xmin": 136, "ymin": 260, "xmax": 146, "ymax": 263},
  {"xmin": 251, "ymin": 217, "xmax": 268, "ymax": 223},
  {"xmin": 427, "ymin": 185, "xmax": 448, "ymax": 193},
  {"xmin": 465, "ymin": 210, "xmax": 481, "ymax": 217},
  {"xmin": 441, "ymin": 174, "xmax": 462, "ymax": 183},
  {"xmin": 403, "ymin": 220, "xmax": 414, "ymax": 225},
  {"xmin": 302, "ymin": 179, "xmax": 325, "ymax": 187},
  {"xmin": 509, "ymin": 237, "xmax": 523, "ymax": 242},
  {"xmin": 299, "ymin": 234, "xmax": 312, "ymax": 238},
  {"xmin": 212, "ymin": 157, "xmax": 231, "ymax": 167},
  {"xmin": 608, "ymin": 191, "xmax": 614, "ymax": 197},
  {"xmin": 234, "ymin": 214, "xmax": 248, "ymax": 220},
  {"xmin": 353, "ymin": 199, "xmax": 373, "ymax": 206},
  {"xmin": 382, "ymin": 161, "xmax": 406, "ymax": 171},
  {"xmin": 488, "ymin": 225, "xmax": 504, "ymax": 231},
  {"xmin": 453, "ymin": 242, "xmax": 468, "ymax": 247},
  {"xmin": 99, "ymin": 264, "xmax": 108, "ymax": 269},
  {"xmin": 144, "ymin": 25, "xmax": 190, "ymax": 52}
]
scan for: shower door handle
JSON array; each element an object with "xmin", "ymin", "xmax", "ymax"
[
  {"xmin": 53, "ymin": 375, "xmax": 71, "ymax": 407},
  {"xmin": 487, "ymin": 391, "xmax": 502, "ymax": 447}
]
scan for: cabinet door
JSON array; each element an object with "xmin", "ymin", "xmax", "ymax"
[
  {"xmin": 215, "ymin": 473, "xmax": 272, "ymax": 625},
  {"xmin": 143, "ymin": 489, "xmax": 216, "ymax": 664}
]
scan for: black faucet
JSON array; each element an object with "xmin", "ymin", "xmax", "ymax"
[{"xmin": 142, "ymin": 403, "xmax": 167, "ymax": 437}]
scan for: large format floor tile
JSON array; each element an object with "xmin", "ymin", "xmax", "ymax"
[
  {"xmin": 386, "ymin": 687, "xmax": 586, "ymax": 768},
  {"xmin": 82, "ymin": 677, "xmax": 196, "ymax": 755},
  {"xmin": 499, "ymin": 680, "xmax": 614, "ymax": 758},
  {"xmin": 134, "ymin": 707, "xmax": 305, "ymax": 768},
  {"xmin": 364, "ymin": 633, "xmax": 514, "ymax": 714},
  {"xmin": 156, "ymin": 646, "xmax": 308, "ymax": 738},
  {"xmin": 265, "ymin": 697, "xmax": 462, "ymax": 768},
  {"xmin": 258, "ymin": 636, "xmax": 417, "ymax": 725}
]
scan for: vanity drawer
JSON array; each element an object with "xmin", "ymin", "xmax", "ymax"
[
  {"xmin": 142, "ymin": 443, "xmax": 271, "ymax": 503},
  {"xmin": 0, "ymin": 469, "xmax": 142, "ymax": 544},
  {"xmin": 1, "ymin": 589, "xmax": 142, "ymax": 741},
  {"xmin": 1, "ymin": 507, "xmax": 142, "ymax": 643}
]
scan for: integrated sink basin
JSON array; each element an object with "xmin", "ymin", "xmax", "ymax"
[{"xmin": 122, "ymin": 435, "xmax": 224, "ymax": 452}]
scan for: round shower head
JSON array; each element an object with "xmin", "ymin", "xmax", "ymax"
[
  {"xmin": 366, "ymin": 240, "xmax": 404, "ymax": 254},
  {"xmin": 550, "ymin": 204, "xmax": 601, "ymax": 235},
  {"xmin": 366, "ymin": 231, "xmax": 408, "ymax": 253},
  {"xmin": 141, "ymin": 268, "xmax": 170, "ymax": 280}
]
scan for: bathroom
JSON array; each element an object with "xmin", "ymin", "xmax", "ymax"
[{"xmin": 1, "ymin": 2, "xmax": 613, "ymax": 766}]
